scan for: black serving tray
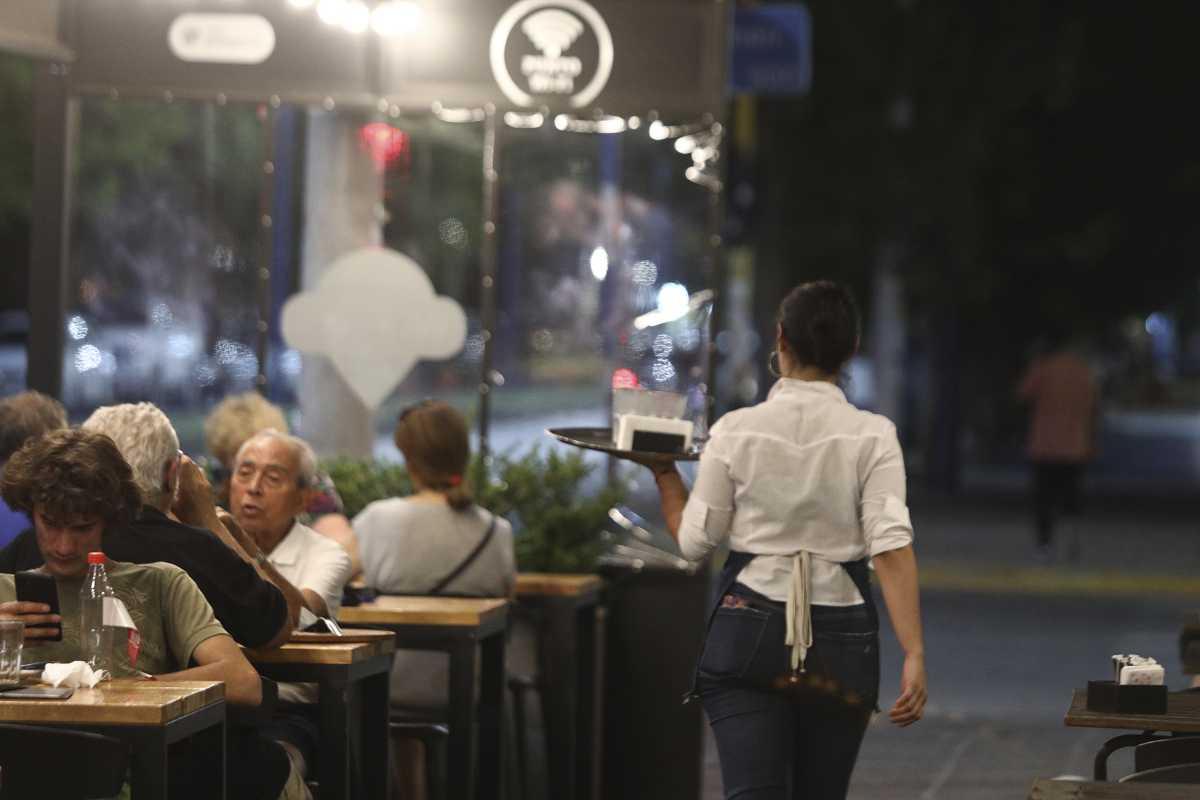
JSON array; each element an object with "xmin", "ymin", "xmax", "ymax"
[{"xmin": 546, "ymin": 427, "xmax": 701, "ymax": 463}]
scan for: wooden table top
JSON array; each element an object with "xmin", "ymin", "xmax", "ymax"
[
  {"xmin": 0, "ymin": 679, "xmax": 223, "ymax": 726},
  {"xmin": 516, "ymin": 573, "xmax": 602, "ymax": 598},
  {"xmin": 1065, "ymin": 688, "xmax": 1200, "ymax": 733},
  {"xmin": 243, "ymin": 631, "xmax": 395, "ymax": 665},
  {"xmin": 1030, "ymin": 777, "xmax": 1200, "ymax": 799},
  {"xmin": 339, "ymin": 596, "xmax": 509, "ymax": 628}
]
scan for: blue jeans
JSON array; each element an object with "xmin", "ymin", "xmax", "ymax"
[{"xmin": 697, "ymin": 585, "xmax": 879, "ymax": 800}]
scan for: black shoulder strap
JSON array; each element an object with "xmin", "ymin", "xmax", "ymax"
[{"xmin": 428, "ymin": 515, "xmax": 497, "ymax": 596}]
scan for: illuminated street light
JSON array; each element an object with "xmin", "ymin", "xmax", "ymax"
[
  {"xmin": 317, "ymin": 0, "xmax": 348, "ymax": 26},
  {"xmin": 590, "ymin": 246, "xmax": 609, "ymax": 281},
  {"xmin": 343, "ymin": 1, "xmax": 370, "ymax": 34},
  {"xmin": 371, "ymin": 2, "xmax": 424, "ymax": 36}
]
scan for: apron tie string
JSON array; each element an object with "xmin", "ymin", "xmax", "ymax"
[{"xmin": 784, "ymin": 551, "xmax": 812, "ymax": 672}]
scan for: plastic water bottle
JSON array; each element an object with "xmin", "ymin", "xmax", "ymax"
[{"xmin": 80, "ymin": 551, "xmax": 114, "ymax": 671}]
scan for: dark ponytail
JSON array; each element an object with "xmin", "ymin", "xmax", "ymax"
[
  {"xmin": 443, "ymin": 481, "xmax": 473, "ymax": 512},
  {"xmin": 778, "ymin": 280, "xmax": 860, "ymax": 375}
]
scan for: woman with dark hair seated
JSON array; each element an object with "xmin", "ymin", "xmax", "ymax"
[{"xmin": 354, "ymin": 400, "xmax": 515, "ymax": 703}]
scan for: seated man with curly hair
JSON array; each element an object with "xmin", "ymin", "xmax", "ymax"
[
  {"xmin": 0, "ymin": 430, "xmax": 299, "ymax": 798},
  {"xmin": 0, "ymin": 429, "xmax": 262, "ymax": 697}
]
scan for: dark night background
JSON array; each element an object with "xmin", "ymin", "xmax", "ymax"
[{"xmin": 4, "ymin": 1, "xmax": 1200, "ymax": 485}]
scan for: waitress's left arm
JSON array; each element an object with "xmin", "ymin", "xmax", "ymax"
[
  {"xmin": 646, "ymin": 440, "xmax": 734, "ymax": 561},
  {"xmin": 862, "ymin": 421, "xmax": 927, "ymax": 727}
]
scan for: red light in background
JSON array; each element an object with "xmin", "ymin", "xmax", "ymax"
[
  {"xmin": 612, "ymin": 368, "xmax": 639, "ymax": 389},
  {"xmin": 359, "ymin": 122, "xmax": 410, "ymax": 173}
]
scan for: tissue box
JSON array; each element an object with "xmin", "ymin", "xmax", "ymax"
[
  {"xmin": 1120, "ymin": 663, "xmax": 1165, "ymax": 686},
  {"xmin": 614, "ymin": 414, "xmax": 693, "ymax": 454},
  {"xmin": 1086, "ymin": 680, "xmax": 1167, "ymax": 714}
]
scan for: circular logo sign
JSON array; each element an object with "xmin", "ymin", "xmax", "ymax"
[{"xmin": 490, "ymin": 0, "xmax": 614, "ymax": 109}]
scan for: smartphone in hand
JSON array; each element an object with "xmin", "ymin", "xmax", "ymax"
[{"xmin": 14, "ymin": 571, "xmax": 62, "ymax": 642}]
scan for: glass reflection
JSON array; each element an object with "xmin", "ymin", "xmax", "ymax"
[
  {"xmin": 64, "ymin": 96, "xmax": 266, "ymax": 444},
  {"xmin": 491, "ymin": 125, "xmax": 713, "ymax": 453}
]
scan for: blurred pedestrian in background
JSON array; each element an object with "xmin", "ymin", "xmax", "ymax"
[{"xmin": 1017, "ymin": 333, "xmax": 1099, "ymax": 562}]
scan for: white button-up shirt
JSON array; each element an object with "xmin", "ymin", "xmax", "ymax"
[
  {"xmin": 680, "ymin": 378, "xmax": 914, "ymax": 605},
  {"xmin": 269, "ymin": 519, "xmax": 354, "ymax": 629},
  {"xmin": 269, "ymin": 519, "xmax": 354, "ymax": 704}
]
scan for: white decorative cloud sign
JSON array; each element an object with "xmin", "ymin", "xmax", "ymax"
[{"xmin": 282, "ymin": 247, "xmax": 467, "ymax": 409}]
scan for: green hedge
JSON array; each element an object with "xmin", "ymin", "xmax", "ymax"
[{"xmin": 322, "ymin": 447, "xmax": 623, "ymax": 574}]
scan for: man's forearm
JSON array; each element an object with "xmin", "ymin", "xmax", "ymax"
[
  {"xmin": 203, "ymin": 511, "xmax": 256, "ymax": 564},
  {"xmin": 159, "ymin": 660, "xmax": 263, "ymax": 706},
  {"xmin": 254, "ymin": 555, "xmax": 306, "ymax": 634}
]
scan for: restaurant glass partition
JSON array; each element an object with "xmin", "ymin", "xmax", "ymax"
[
  {"xmin": 315, "ymin": 110, "xmax": 487, "ymax": 459},
  {"xmin": 490, "ymin": 123, "xmax": 715, "ymax": 458},
  {"xmin": 50, "ymin": 94, "xmax": 717, "ymax": 464},
  {"xmin": 63, "ymin": 96, "xmax": 270, "ymax": 449},
  {"xmin": 0, "ymin": 54, "xmax": 33, "ymax": 397}
]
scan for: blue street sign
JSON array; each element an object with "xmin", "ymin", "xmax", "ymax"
[{"xmin": 731, "ymin": 4, "xmax": 812, "ymax": 95}]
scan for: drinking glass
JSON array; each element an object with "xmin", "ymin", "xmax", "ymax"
[{"xmin": 0, "ymin": 619, "xmax": 23, "ymax": 688}]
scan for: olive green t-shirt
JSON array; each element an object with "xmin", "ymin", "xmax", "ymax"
[{"xmin": 0, "ymin": 561, "xmax": 229, "ymax": 677}]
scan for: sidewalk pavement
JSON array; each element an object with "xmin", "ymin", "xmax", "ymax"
[
  {"xmin": 908, "ymin": 491, "xmax": 1200, "ymax": 596},
  {"xmin": 702, "ymin": 715, "xmax": 1115, "ymax": 800}
]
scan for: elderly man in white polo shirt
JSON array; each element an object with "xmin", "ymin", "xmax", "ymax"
[
  {"xmin": 230, "ymin": 429, "xmax": 353, "ymax": 627},
  {"xmin": 229, "ymin": 428, "xmax": 354, "ymax": 783}
]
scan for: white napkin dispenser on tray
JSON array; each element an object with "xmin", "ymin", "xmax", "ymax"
[{"xmin": 615, "ymin": 414, "xmax": 694, "ymax": 454}]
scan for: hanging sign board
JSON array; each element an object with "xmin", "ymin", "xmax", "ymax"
[
  {"xmin": 730, "ymin": 4, "xmax": 812, "ymax": 95},
  {"xmin": 64, "ymin": 0, "xmax": 728, "ymax": 115},
  {"xmin": 380, "ymin": 0, "xmax": 728, "ymax": 115},
  {"xmin": 0, "ymin": 0, "xmax": 70, "ymax": 60},
  {"xmin": 65, "ymin": 0, "xmax": 375, "ymax": 104}
]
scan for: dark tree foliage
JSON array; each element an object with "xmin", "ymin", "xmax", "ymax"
[{"xmin": 750, "ymin": 1, "xmax": 1200, "ymax": 466}]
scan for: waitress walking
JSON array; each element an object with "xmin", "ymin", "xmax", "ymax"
[{"xmin": 642, "ymin": 280, "xmax": 926, "ymax": 799}]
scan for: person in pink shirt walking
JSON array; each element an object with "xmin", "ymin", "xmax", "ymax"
[{"xmin": 1017, "ymin": 337, "xmax": 1099, "ymax": 561}]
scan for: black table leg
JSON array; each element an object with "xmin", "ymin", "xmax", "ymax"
[
  {"xmin": 541, "ymin": 598, "xmax": 580, "ymax": 799},
  {"xmin": 1093, "ymin": 732, "xmax": 1163, "ymax": 780},
  {"xmin": 130, "ymin": 730, "xmax": 169, "ymax": 800},
  {"xmin": 478, "ymin": 630, "xmax": 506, "ymax": 800},
  {"xmin": 198, "ymin": 717, "xmax": 227, "ymax": 800},
  {"xmin": 575, "ymin": 604, "xmax": 598, "ymax": 800},
  {"xmin": 321, "ymin": 678, "xmax": 353, "ymax": 800},
  {"xmin": 447, "ymin": 637, "xmax": 479, "ymax": 800},
  {"xmin": 361, "ymin": 669, "xmax": 390, "ymax": 800}
]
